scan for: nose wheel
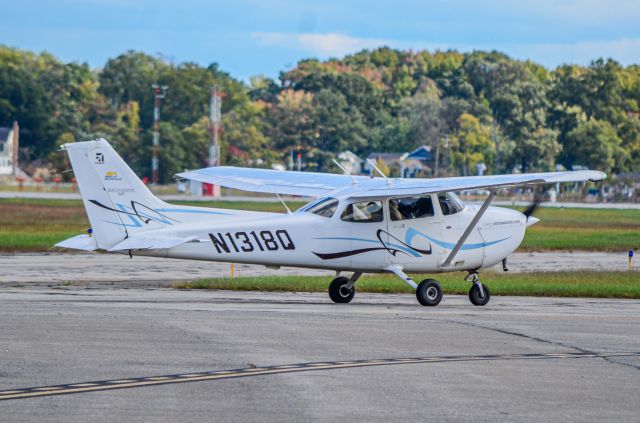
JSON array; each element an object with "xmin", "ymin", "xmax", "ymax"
[{"xmin": 466, "ymin": 272, "xmax": 490, "ymax": 306}]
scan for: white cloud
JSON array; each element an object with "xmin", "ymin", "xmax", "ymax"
[
  {"xmin": 253, "ymin": 32, "xmax": 389, "ymax": 57},
  {"xmin": 253, "ymin": 30, "xmax": 640, "ymax": 68},
  {"xmin": 490, "ymin": 38, "xmax": 640, "ymax": 67}
]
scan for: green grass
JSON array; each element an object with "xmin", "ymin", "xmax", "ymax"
[
  {"xmin": 0, "ymin": 198, "xmax": 305, "ymax": 252},
  {"xmin": 174, "ymin": 271, "xmax": 640, "ymax": 299},
  {"xmin": 512, "ymin": 207, "xmax": 640, "ymax": 251},
  {"xmin": 0, "ymin": 198, "xmax": 638, "ymax": 252},
  {"xmin": 0, "ymin": 199, "xmax": 89, "ymax": 252},
  {"xmin": 0, "ymin": 231, "xmax": 83, "ymax": 251},
  {"xmin": 520, "ymin": 227, "xmax": 639, "ymax": 250},
  {"xmin": 173, "ymin": 200, "xmax": 307, "ymax": 213},
  {"xmin": 0, "ymin": 198, "xmax": 84, "ymax": 207}
]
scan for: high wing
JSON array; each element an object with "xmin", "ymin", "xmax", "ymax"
[
  {"xmin": 177, "ymin": 166, "xmax": 367, "ymax": 197},
  {"xmin": 177, "ymin": 166, "xmax": 606, "ymax": 198}
]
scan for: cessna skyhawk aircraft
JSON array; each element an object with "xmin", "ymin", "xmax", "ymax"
[{"xmin": 57, "ymin": 139, "xmax": 606, "ymax": 306}]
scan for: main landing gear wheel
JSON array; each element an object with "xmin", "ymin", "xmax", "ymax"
[
  {"xmin": 328, "ymin": 277, "xmax": 355, "ymax": 303},
  {"xmin": 469, "ymin": 283, "xmax": 490, "ymax": 306},
  {"xmin": 416, "ymin": 279, "xmax": 443, "ymax": 306}
]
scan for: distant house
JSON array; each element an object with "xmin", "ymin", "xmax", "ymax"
[
  {"xmin": 0, "ymin": 121, "xmax": 19, "ymax": 176},
  {"xmin": 364, "ymin": 152, "xmax": 407, "ymax": 175},
  {"xmin": 364, "ymin": 145, "xmax": 432, "ymax": 178},
  {"xmin": 406, "ymin": 145, "xmax": 432, "ymax": 161}
]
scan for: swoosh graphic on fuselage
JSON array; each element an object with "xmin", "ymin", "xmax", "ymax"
[{"xmin": 312, "ymin": 228, "xmax": 510, "ymax": 260}]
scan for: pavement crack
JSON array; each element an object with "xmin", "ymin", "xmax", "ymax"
[
  {"xmin": 451, "ymin": 319, "xmax": 640, "ymax": 372},
  {"xmin": 399, "ymin": 315, "xmax": 640, "ymax": 372}
]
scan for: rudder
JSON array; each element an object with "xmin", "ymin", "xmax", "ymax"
[{"xmin": 64, "ymin": 138, "xmax": 169, "ymax": 249}]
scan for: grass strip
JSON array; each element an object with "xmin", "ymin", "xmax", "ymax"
[
  {"xmin": 1, "ymin": 198, "xmax": 639, "ymax": 252},
  {"xmin": 174, "ymin": 271, "xmax": 640, "ymax": 299}
]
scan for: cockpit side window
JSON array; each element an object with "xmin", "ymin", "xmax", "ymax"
[
  {"xmin": 340, "ymin": 201, "xmax": 384, "ymax": 223},
  {"xmin": 437, "ymin": 192, "xmax": 465, "ymax": 216},
  {"xmin": 301, "ymin": 197, "xmax": 339, "ymax": 218},
  {"xmin": 389, "ymin": 196, "xmax": 434, "ymax": 221}
]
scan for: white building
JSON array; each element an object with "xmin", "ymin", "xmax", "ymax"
[{"xmin": 0, "ymin": 121, "xmax": 18, "ymax": 176}]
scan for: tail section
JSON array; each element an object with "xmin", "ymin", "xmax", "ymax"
[{"xmin": 63, "ymin": 138, "xmax": 169, "ymax": 249}]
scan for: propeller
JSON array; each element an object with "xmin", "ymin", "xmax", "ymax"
[
  {"xmin": 522, "ymin": 199, "xmax": 540, "ymax": 218},
  {"xmin": 523, "ymin": 190, "xmax": 543, "ymax": 227}
]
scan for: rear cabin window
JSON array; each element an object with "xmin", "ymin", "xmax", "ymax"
[
  {"xmin": 389, "ymin": 196, "xmax": 434, "ymax": 221},
  {"xmin": 341, "ymin": 201, "xmax": 384, "ymax": 223},
  {"xmin": 301, "ymin": 197, "xmax": 339, "ymax": 218},
  {"xmin": 437, "ymin": 192, "xmax": 465, "ymax": 215}
]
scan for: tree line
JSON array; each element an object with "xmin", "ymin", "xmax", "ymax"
[{"xmin": 1, "ymin": 45, "xmax": 639, "ymax": 182}]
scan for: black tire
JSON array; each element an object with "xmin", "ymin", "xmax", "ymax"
[
  {"xmin": 416, "ymin": 279, "xmax": 443, "ymax": 306},
  {"xmin": 469, "ymin": 283, "xmax": 491, "ymax": 306},
  {"xmin": 328, "ymin": 277, "xmax": 355, "ymax": 303}
]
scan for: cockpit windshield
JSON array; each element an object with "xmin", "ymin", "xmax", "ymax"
[{"xmin": 299, "ymin": 197, "xmax": 339, "ymax": 218}]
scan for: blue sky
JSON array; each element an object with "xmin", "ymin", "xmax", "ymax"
[{"xmin": 2, "ymin": 0, "xmax": 639, "ymax": 79}]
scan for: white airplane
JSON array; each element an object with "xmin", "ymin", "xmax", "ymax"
[{"xmin": 57, "ymin": 139, "xmax": 606, "ymax": 306}]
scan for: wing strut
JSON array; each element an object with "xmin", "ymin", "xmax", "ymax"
[
  {"xmin": 441, "ymin": 189, "xmax": 497, "ymax": 268},
  {"xmin": 332, "ymin": 159, "xmax": 358, "ymax": 185}
]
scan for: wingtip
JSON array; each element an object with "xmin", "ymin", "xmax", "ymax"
[{"xmin": 590, "ymin": 171, "xmax": 607, "ymax": 181}]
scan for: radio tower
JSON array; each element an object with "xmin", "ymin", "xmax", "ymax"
[
  {"xmin": 151, "ymin": 83, "xmax": 168, "ymax": 186},
  {"xmin": 208, "ymin": 85, "xmax": 222, "ymax": 196}
]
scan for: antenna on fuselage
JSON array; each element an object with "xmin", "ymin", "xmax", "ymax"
[
  {"xmin": 366, "ymin": 159, "xmax": 392, "ymax": 186},
  {"xmin": 332, "ymin": 159, "xmax": 358, "ymax": 185}
]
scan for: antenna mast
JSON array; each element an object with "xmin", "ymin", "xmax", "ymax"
[
  {"xmin": 208, "ymin": 85, "xmax": 222, "ymax": 197},
  {"xmin": 209, "ymin": 85, "xmax": 222, "ymax": 168},
  {"xmin": 151, "ymin": 83, "xmax": 168, "ymax": 186}
]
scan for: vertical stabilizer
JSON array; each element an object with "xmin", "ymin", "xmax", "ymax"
[{"xmin": 63, "ymin": 138, "xmax": 168, "ymax": 250}]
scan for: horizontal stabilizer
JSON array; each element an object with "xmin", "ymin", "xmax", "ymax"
[
  {"xmin": 55, "ymin": 234, "xmax": 98, "ymax": 251},
  {"xmin": 107, "ymin": 235, "xmax": 200, "ymax": 251}
]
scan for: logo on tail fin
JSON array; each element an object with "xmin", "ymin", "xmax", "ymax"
[
  {"xmin": 105, "ymin": 171, "xmax": 121, "ymax": 181},
  {"xmin": 95, "ymin": 153, "xmax": 104, "ymax": 164}
]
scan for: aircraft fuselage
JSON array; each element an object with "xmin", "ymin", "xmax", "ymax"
[{"xmin": 137, "ymin": 203, "xmax": 526, "ymax": 274}]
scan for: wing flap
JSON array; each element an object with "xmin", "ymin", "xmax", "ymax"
[{"xmin": 177, "ymin": 166, "xmax": 360, "ymax": 197}]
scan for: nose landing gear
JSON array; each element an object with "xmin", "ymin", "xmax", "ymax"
[{"xmin": 466, "ymin": 272, "xmax": 490, "ymax": 306}]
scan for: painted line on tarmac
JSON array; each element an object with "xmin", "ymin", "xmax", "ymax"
[{"xmin": 1, "ymin": 351, "xmax": 638, "ymax": 401}]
